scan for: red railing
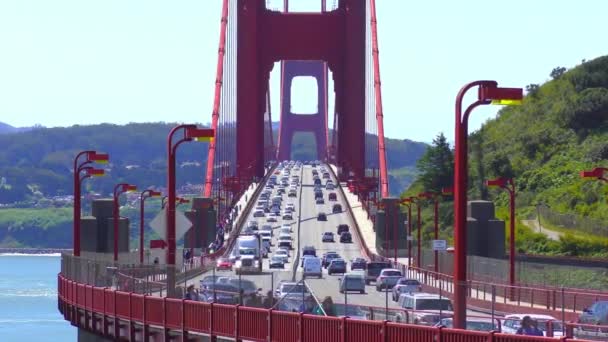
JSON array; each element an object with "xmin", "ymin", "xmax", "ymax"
[{"xmin": 59, "ymin": 274, "xmax": 602, "ymax": 341}]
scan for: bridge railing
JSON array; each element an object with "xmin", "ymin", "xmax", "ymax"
[{"xmin": 59, "ymin": 272, "xmax": 603, "ymax": 341}]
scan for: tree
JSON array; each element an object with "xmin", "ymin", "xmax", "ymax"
[
  {"xmin": 415, "ymin": 133, "xmax": 454, "ymax": 192},
  {"xmin": 550, "ymin": 67, "xmax": 567, "ymax": 80},
  {"xmin": 525, "ymin": 84, "xmax": 540, "ymax": 98}
]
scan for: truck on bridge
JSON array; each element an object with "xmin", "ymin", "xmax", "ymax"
[{"xmin": 231, "ymin": 234, "xmax": 262, "ymax": 274}]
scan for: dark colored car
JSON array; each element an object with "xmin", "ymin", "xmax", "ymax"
[
  {"xmin": 302, "ymin": 246, "xmax": 316, "ymax": 257},
  {"xmin": 200, "ymin": 284, "xmax": 239, "ymax": 304},
  {"xmin": 365, "ymin": 262, "xmax": 392, "ymax": 285},
  {"xmin": 317, "ymin": 212, "xmax": 327, "ymax": 221},
  {"xmin": 351, "ymin": 258, "xmax": 367, "ymax": 271},
  {"xmin": 332, "ymin": 204, "xmax": 342, "ymax": 213},
  {"xmin": 322, "ymin": 232, "xmax": 334, "ymax": 242},
  {"xmin": 269, "ymin": 256, "xmax": 285, "ymax": 269},
  {"xmin": 340, "ymin": 232, "xmax": 352, "ymax": 243},
  {"xmin": 328, "ymin": 259, "xmax": 347, "ymax": 275},
  {"xmin": 328, "ymin": 192, "xmax": 337, "ymax": 201},
  {"xmin": 578, "ymin": 300, "xmax": 608, "ymax": 331},
  {"xmin": 322, "ymin": 252, "xmax": 340, "ymax": 268},
  {"xmin": 315, "ymin": 191, "xmax": 323, "ymax": 199},
  {"xmin": 316, "ymin": 198, "xmax": 325, "ymax": 204},
  {"xmin": 337, "ymin": 224, "xmax": 349, "ymax": 235},
  {"xmin": 314, "ymin": 178, "xmax": 322, "ymax": 185}
]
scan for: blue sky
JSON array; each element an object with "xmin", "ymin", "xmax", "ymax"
[{"xmin": 0, "ymin": 0, "xmax": 606, "ymax": 142}]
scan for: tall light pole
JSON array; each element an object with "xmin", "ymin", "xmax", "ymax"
[
  {"xmin": 167, "ymin": 124, "xmax": 214, "ymax": 296},
  {"xmin": 73, "ymin": 151, "xmax": 109, "ymax": 257},
  {"xmin": 453, "ymin": 80, "xmax": 522, "ymax": 329},
  {"xmin": 399, "ymin": 200, "xmax": 412, "ymax": 266},
  {"xmin": 485, "ymin": 177, "xmax": 516, "ymax": 290},
  {"xmin": 113, "ymin": 183, "xmax": 137, "ymax": 262},
  {"xmin": 418, "ymin": 192, "xmax": 440, "ymax": 273},
  {"xmin": 140, "ymin": 189, "xmax": 162, "ymax": 263},
  {"xmin": 402, "ymin": 197, "xmax": 421, "ymax": 268}
]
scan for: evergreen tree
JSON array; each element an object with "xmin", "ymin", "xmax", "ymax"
[{"xmin": 415, "ymin": 133, "xmax": 454, "ymax": 192}]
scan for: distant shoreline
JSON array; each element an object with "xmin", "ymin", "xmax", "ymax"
[{"xmin": 0, "ymin": 248, "xmax": 71, "ymax": 255}]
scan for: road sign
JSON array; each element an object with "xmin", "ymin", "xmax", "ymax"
[
  {"xmin": 149, "ymin": 207, "xmax": 193, "ymax": 241},
  {"xmin": 407, "ymin": 235, "xmax": 413, "ymax": 241},
  {"xmin": 432, "ymin": 239, "xmax": 447, "ymax": 251}
]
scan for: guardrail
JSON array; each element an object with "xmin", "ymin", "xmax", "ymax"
[{"xmin": 60, "ymin": 273, "xmax": 602, "ymax": 341}]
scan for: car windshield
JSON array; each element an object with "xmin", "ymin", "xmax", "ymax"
[
  {"xmin": 279, "ymin": 236, "xmax": 290, "ymax": 240},
  {"xmin": 368, "ymin": 263, "xmax": 391, "ymax": 272},
  {"xmin": 240, "ymin": 248, "xmax": 256, "ymax": 255},
  {"xmin": 399, "ymin": 279, "xmax": 421, "ymax": 285},
  {"xmin": 332, "ymin": 260, "xmax": 345, "ymax": 266},
  {"xmin": 324, "ymin": 233, "xmax": 332, "ymax": 236},
  {"xmin": 271, "ymin": 257, "xmax": 283, "ymax": 262},
  {"xmin": 346, "ymin": 277, "xmax": 364, "ymax": 286},
  {"xmin": 416, "ymin": 299, "xmax": 453, "ymax": 311},
  {"xmin": 383, "ymin": 271, "xmax": 402, "ymax": 277},
  {"xmin": 205, "ymin": 284, "xmax": 238, "ymax": 293}
]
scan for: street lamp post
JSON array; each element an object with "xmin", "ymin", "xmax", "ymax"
[
  {"xmin": 485, "ymin": 177, "xmax": 516, "ymax": 291},
  {"xmin": 399, "ymin": 200, "xmax": 412, "ymax": 266},
  {"xmin": 140, "ymin": 190, "xmax": 162, "ymax": 263},
  {"xmin": 73, "ymin": 151, "xmax": 109, "ymax": 257},
  {"xmin": 401, "ymin": 197, "xmax": 421, "ymax": 268},
  {"xmin": 418, "ymin": 192, "xmax": 440, "ymax": 273},
  {"xmin": 113, "ymin": 183, "xmax": 137, "ymax": 261},
  {"xmin": 453, "ymin": 80, "xmax": 522, "ymax": 329}
]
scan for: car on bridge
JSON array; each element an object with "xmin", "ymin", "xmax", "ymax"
[
  {"xmin": 502, "ymin": 314, "xmax": 563, "ymax": 337},
  {"xmin": 322, "ymin": 172, "xmax": 330, "ymax": 179},
  {"xmin": 315, "ymin": 190, "xmax": 323, "ymax": 199},
  {"xmin": 322, "ymin": 232, "xmax": 335, "ymax": 242},
  {"xmin": 328, "ymin": 192, "xmax": 337, "ymax": 201},
  {"xmin": 376, "ymin": 269, "xmax": 403, "ymax": 291},
  {"xmin": 273, "ymin": 249, "xmax": 289, "ymax": 263},
  {"xmin": 303, "ymin": 257, "xmax": 322, "ymax": 278},
  {"xmin": 280, "ymin": 225, "xmax": 292, "ymax": 234},
  {"xmin": 391, "ymin": 278, "xmax": 422, "ymax": 301},
  {"xmin": 269, "ymin": 255, "xmax": 285, "ymax": 269},
  {"xmin": 282, "ymin": 212, "xmax": 293, "ymax": 220},
  {"xmin": 317, "ymin": 212, "xmax": 327, "ymax": 221},
  {"xmin": 322, "ymin": 252, "xmax": 341, "ymax": 268},
  {"xmin": 314, "ymin": 178, "xmax": 322, "ymax": 186},
  {"xmin": 328, "ymin": 259, "xmax": 347, "ymax": 275},
  {"xmin": 395, "ymin": 293, "xmax": 453, "ymax": 325},
  {"xmin": 577, "ymin": 300, "xmax": 608, "ymax": 332},
  {"xmin": 316, "ymin": 198, "xmax": 325, "ymax": 204},
  {"xmin": 302, "ymin": 246, "xmax": 316, "ymax": 257},
  {"xmin": 350, "ymin": 258, "xmax": 366, "ymax": 271},
  {"xmin": 200, "ymin": 283, "xmax": 240, "ymax": 304},
  {"xmin": 365, "ymin": 261, "xmax": 392, "ymax": 285},
  {"xmin": 339, "ymin": 232, "xmax": 352, "ymax": 243},
  {"xmin": 275, "ymin": 281, "xmax": 311, "ymax": 299},
  {"xmin": 332, "ymin": 203, "xmax": 342, "ymax": 213},
  {"xmin": 435, "ymin": 317, "xmax": 499, "ymax": 332},
  {"xmin": 288, "ymin": 189, "xmax": 297, "ymax": 197},
  {"xmin": 339, "ymin": 272, "xmax": 365, "ymax": 294},
  {"xmin": 278, "ymin": 235, "xmax": 292, "ymax": 249},
  {"xmin": 216, "ymin": 258, "xmax": 233, "ymax": 271},
  {"xmin": 253, "ymin": 210, "xmax": 265, "ymax": 218},
  {"xmin": 326, "ymin": 183, "xmax": 335, "ymax": 190},
  {"xmin": 337, "ymin": 224, "xmax": 349, "ymax": 235},
  {"xmin": 267, "ymin": 213, "xmax": 278, "ymax": 222}
]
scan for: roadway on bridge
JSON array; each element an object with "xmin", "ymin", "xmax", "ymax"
[{"xmin": 190, "ymin": 162, "xmax": 490, "ymax": 320}]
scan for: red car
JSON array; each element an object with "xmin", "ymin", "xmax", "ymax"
[{"xmin": 216, "ymin": 258, "xmax": 232, "ymax": 270}]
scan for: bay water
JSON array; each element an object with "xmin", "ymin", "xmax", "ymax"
[{"xmin": 0, "ymin": 254, "xmax": 76, "ymax": 341}]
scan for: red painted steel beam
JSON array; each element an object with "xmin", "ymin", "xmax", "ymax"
[
  {"xmin": 204, "ymin": 0, "xmax": 229, "ymax": 197},
  {"xmin": 369, "ymin": 0, "xmax": 389, "ymax": 198}
]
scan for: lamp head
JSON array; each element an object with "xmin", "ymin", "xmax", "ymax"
[
  {"xmin": 88, "ymin": 152, "xmax": 109, "ymax": 164},
  {"xmin": 186, "ymin": 127, "xmax": 215, "ymax": 142},
  {"xmin": 580, "ymin": 167, "xmax": 606, "ymax": 179},
  {"xmin": 86, "ymin": 168, "xmax": 105, "ymax": 177},
  {"xmin": 479, "ymin": 84, "xmax": 523, "ymax": 105},
  {"xmin": 485, "ymin": 177, "xmax": 508, "ymax": 188},
  {"xmin": 441, "ymin": 186, "xmax": 453, "ymax": 195},
  {"xmin": 149, "ymin": 191, "xmax": 162, "ymax": 197},
  {"xmin": 125, "ymin": 184, "xmax": 137, "ymax": 192}
]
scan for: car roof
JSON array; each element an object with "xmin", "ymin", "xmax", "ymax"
[
  {"xmin": 380, "ymin": 268, "xmax": 401, "ymax": 273},
  {"xmin": 402, "ymin": 292, "xmax": 448, "ymax": 299},
  {"xmin": 504, "ymin": 314, "xmax": 558, "ymax": 320}
]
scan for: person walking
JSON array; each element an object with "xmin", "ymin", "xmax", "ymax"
[
  {"xmin": 516, "ymin": 316, "xmax": 542, "ymax": 336},
  {"xmin": 184, "ymin": 285, "xmax": 199, "ymax": 301}
]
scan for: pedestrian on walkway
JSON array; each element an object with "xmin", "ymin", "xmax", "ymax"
[{"xmin": 516, "ymin": 316, "xmax": 542, "ymax": 336}]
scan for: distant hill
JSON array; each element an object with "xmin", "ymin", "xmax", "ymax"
[
  {"xmin": 0, "ymin": 121, "xmax": 39, "ymax": 134},
  {"xmin": 0, "ymin": 122, "xmax": 426, "ymax": 203}
]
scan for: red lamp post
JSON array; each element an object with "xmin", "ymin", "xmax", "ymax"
[
  {"xmin": 113, "ymin": 183, "xmax": 137, "ymax": 261},
  {"xmin": 140, "ymin": 189, "xmax": 162, "ymax": 263},
  {"xmin": 418, "ymin": 192, "xmax": 440, "ymax": 273},
  {"xmin": 167, "ymin": 125, "xmax": 214, "ymax": 266},
  {"xmin": 73, "ymin": 151, "xmax": 109, "ymax": 256},
  {"xmin": 401, "ymin": 197, "xmax": 421, "ymax": 267},
  {"xmin": 485, "ymin": 177, "xmax": 516, "ymax": 290},
  {"xmin": 453, "ymin": 80, "xmax": 522, "ymax": 329},
  {"xmin": 399, "ymin": 199, "xmax": 413, "ymax": 266},
  {"xmin": 580, "ymin": 167, "xmax": 608, "ymax": 182}
]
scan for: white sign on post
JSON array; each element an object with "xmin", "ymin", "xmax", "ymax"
[
  {"xmin": 432, "ymin": 239, "xmax": 447, "ymax": 251},
  {"xmin": 149, "ymin": 207, "xmax": 193, "ymax": 241},
  {"xmin": 407, "ymin": 235, "xmax": 413, "ymax": 241}
]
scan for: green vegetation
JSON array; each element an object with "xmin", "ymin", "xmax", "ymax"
[
  {"xmin": 403, "ymin": 55, "xmax": 608, "ymax": 258},
  {"xmin": 0, "ymin": 208, "xmax": 72, "ymax": 247}
]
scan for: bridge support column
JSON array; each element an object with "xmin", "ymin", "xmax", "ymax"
[
  {"xmin": 277, "ymin": 60, "xmax": 328, "ymax": 161},
  {"xmin": 78, "ymin": 328, "xmax": 111, "ymax": 342}
]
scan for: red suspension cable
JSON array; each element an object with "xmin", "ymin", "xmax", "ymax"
[
  {"xmin": 204, "ymin": 0, "xmax": 230, "ymax": 197},
  {"xmin": 369, "ymin": 0, "xmax": 389, "ymax": 198}
]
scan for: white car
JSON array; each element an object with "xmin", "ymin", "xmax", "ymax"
[
  {"xmin": 273, "ymin": 250, "xmax": 289, "ymax": 263},
  {"xmin": 502, "ymin": 314, "xmax": 563, "ymax": 337},
  {"xmin": 281, "ymin": 224, "xmax": 293, "ymax": 233}
]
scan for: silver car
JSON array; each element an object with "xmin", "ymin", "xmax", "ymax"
[
  {"xmin": 392, "ymin": 278, "xmax": 422, "ymax": 301},
  {"xmin": 375, "ymin": 269, "xmax": 403, "ymax": 291}
]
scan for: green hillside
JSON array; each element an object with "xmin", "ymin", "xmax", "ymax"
[{"xmin": 403, "ymin": 56, "xmax": 608, "ymax": 257}]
